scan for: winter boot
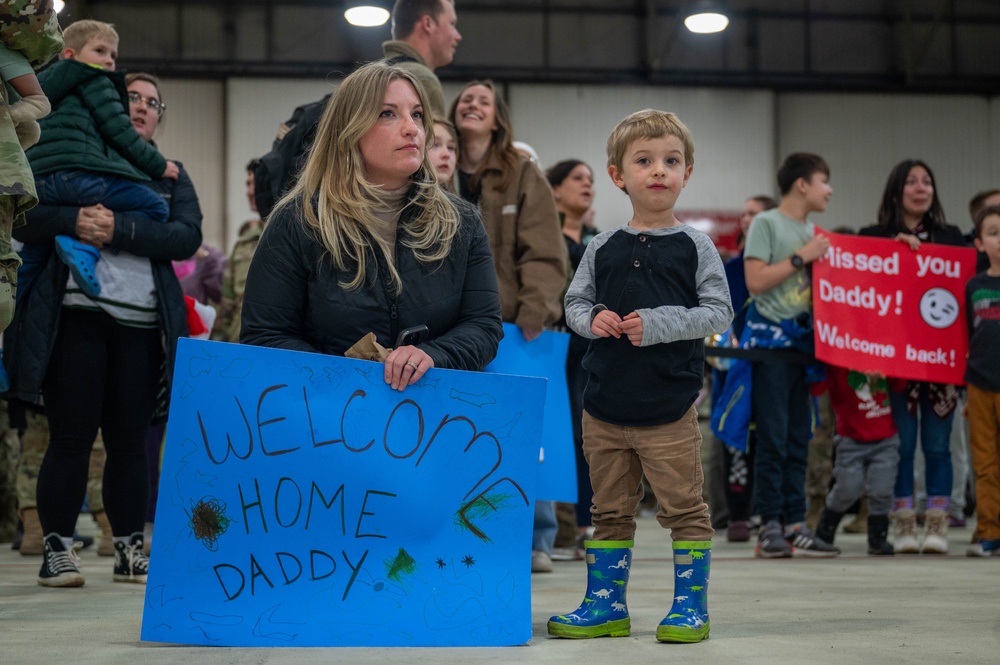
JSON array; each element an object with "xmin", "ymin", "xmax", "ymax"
[
  {"xmin": 892, "ymin": 508, "xmax": 919, "ymax": 554},
  {"xmin": 657, "ymin": 541, "xmax": 711, "ymax": 643},
  {"xmin": 920, "ymin": 508, "xmax": 949, "ymax": 554},
  {"xmin": 547, "ymin": 540, "xmax": 632, "ymax": 638},
  {"xmin": 92, "ymin": 511, "xmax": 114, "ymax": 556},
  {"xmin": 815, "ymin": 508, "xmax": 845, "ymax": 546},
  {"xmin": 867, "ymin": 514, "xmax": 894, "ymax": 555},
  {"xmin": 113, "ymin": 532, "xmax": 149, "ymax": 583},
  {"xmin": 18, "ymin": 508, "xmax": 44, "ymax": 556},
  {"xmin": 54, "ymin": 235, "xmax": 101, "ymax": 298}
]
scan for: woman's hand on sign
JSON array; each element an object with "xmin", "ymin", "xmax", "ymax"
[
  {"xmin": 894, "ymin": 232, "xmax": 921, "ymax": 251},
  {"xmin": 384, "ymin": 345, "xmax": 435, "ymax": 391}
]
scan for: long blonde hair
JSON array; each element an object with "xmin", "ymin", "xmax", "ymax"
[{"xmin": 273, "ymin": 60, "xmax": 458, "ymax": 292}]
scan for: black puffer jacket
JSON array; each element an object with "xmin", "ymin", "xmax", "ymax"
[
  {"xmin": 4, "ymin": 160, "xmax": 202, "ymax": 406},
  {"xmin": 240, "ymin": 191, "xmax": 503, "ymax": 371}
]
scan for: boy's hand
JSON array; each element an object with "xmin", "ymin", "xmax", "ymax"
[
  {"xmin": 592, "ymin": 309, "xmax": 623, "ymax": 338},
  {"xmin": 162, "ymin": 161, "xmax": 180, "ymax": 180},
  {"xmin": 620, "ymin": 311, "xmax": 644, "ymax": 346},
  {"xmin": 800, "ymin": 234, "xmax": 831, "ymax": 263},
  {"xmin": 894, "ymin": 232, "xmax": 921, "ymax": 251}
]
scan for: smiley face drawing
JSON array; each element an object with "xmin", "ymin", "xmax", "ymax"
[{"xmin": 919, "ymin": 288, "xmax": 959, "ymax": 329}]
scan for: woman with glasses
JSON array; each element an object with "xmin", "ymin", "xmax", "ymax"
[{"xmin": 6, "ymin": 71, "xmax": 203, "ymax": 588}]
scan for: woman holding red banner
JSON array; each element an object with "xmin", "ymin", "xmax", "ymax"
[{"xmin": 859, "ymin": 159, "xmax": 966, "ymax": 555}]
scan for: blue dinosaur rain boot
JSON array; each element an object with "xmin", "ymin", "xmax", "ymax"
[
  {"xmin": 547, "ymin": 540, "xmax": 632, "ymax": 638},
  {"xmin": 54, "ymin": 235, "xmax": 101, "ymax": 298},
  {"xmin": 656, "ymin": 540, "xmax": 711, "ymax": 643}
]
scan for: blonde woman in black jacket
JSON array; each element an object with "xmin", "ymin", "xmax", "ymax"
[{"xmin": 241, "ymin": 61, "xmax": 502, "ymax": 388}]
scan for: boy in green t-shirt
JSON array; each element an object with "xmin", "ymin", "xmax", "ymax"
[{"xmin": 743, "ymin": 152, "xmax": 836, "ymax": 558}]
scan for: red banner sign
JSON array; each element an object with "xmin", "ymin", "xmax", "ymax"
[{"xmin": 812, "ymin": 229, "xmax": 977, "ymax": 384}]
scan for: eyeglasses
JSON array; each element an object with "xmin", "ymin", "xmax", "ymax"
[{"xmin": 127, "ymin": 91, "xmax": 166, "ymax": 115}]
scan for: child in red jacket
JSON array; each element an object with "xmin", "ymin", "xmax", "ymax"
[{"xmin": 815, "ymin": 365, "xmax": 908, "ymax": 555}]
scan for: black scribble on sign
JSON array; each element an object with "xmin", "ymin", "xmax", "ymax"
[
  {"xmin": 252, "ymin": 605, "xmax": 302, "ymax": 642},
  {"xmin": 219, "ymin": 358, "xmax": 253, "ymax": 379},
  {"xmin": 449, "ymin": 388, "xmax": 497, "ymax": 408},
  {"xmin": 190, "ymin": 612, "xmax": 243, "ymax": 626},
  {"xmin": 190, "ymin": 626, "xmax": 221, "ymax": 641},
  {"xmin": 146, "ymin": 584, "xmax": 183, "ymax": 610},
  {"xmin": 461, "ymin": 554, "xmax": 476, "ymax": 569},
  {"xmin": 186, "ymin": 497, "xmax": 234, "ymax": 551}
]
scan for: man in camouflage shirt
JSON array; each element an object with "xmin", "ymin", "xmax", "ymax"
[{"xmin": 212, "ymin": 159, "xmax": 263, "ymax": 343}]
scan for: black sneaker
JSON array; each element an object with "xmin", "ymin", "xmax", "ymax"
[
  {"xmin": 38, "ymin": 533, "xmax": 85, "ymax": 587},
  {"xmin": 755, "ymin": 520, "xmax": 792, "ymax": 558},
  {"xmin": 113, "ymin": 532, "xmax": 149, "ymax": 584},
  {"xmin": 786, "ymin": 523, "xmax": 841, "ymax": 557}
]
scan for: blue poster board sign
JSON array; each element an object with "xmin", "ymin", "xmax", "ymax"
[
  {"xmin": 486, "ymin": 324, "xmax": 576, "ymax": 503},
  {"xmin": 141, "ymin": 339, "xmax": 546, "ymax": 647}
]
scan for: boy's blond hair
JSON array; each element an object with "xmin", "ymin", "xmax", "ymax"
[
  {"xmin": 606, "ymin": 109, "xmax": 694, "ymax": 171},
  {"xmin": 63, "ymin": 20, "xmax": 119, "ymax": 52}
]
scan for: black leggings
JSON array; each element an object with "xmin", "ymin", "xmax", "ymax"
[{"xmin": 37, "ymin": 308, "xmax": 162, "ymax": 537}]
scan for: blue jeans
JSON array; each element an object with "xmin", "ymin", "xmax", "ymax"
[
  {"xmin": 890, "ymin": 387, "xmax": 954, "ymax": 499},
  {"xmin": 533, "ymin": 500, "xmax": 557, "ymax": 554},
  {"xmin": 18, "ymin": 171, "xmax": 168, "ymax": 294},
  {"xmin": 750, "ymin": 357, "xmax": 812, "ymax": 524}
]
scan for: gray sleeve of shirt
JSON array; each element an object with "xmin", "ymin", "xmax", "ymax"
[
  {"xmin": 637, "ymin": 229, "xmax": 735, "ymax": 346},
  {"xmin": 563, "ymin": 229, "xmax": 614, "ymax": 339}
]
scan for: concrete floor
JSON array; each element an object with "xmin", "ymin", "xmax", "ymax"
[{"xmin": 1, "ymin": 515, "xmax": 997, "ymax": 665}]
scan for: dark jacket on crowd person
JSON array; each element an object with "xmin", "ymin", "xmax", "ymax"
[
  {"xmin": 240, "ymin": 189, "xmax": 503, "ymax": 371},
  {"xmin": 3, "ymin": 159, "xmax": 202, "ymax": 409}
]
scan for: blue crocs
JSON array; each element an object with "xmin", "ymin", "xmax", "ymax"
[
  {"xmin": 657, "ymin": 540, "xmax": 711, "ymax": 643},
  {"xmin": 548, "ymin": 540, "xmax": 632, "ymax": 638},
  {"xmin": 54, "ymin": 235, "xmax": 101, "ymax": 298}
]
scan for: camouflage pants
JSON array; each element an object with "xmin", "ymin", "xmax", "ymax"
[
  {"xmin": 806, "ymin": 392, "xmax": 835, "ymax": 500},
  {"xmin": 16, "ymin": 411, "xmax": 105, "ymax": 513},
  {"xmin": 0, "ymin": 400, "xmax": 19, "ymax": 540},
  {"xmin": 0, "ymin": 197, "xmax": 20, "ymax": 332}
]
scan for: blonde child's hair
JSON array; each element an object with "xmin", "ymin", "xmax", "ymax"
[
  {"xmin": 63, "ymin": 20, "xmax": 119, "ymax": 53},
  {"xmin": 606, "ymin": 109, "xmax": 695, "ymax": 172}
]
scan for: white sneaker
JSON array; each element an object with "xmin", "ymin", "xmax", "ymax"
[
  {"xmin": 920, "ymin": 509, "xmax": 949, "ymax": 554},
  {"xmin": 965, "ymin": 540, "xmax": 1000, "ymax": 557},
  {"xmin": 892, "ymin": 509, "xmax": 919, "ymax": 554},
  {"xmin": 531, "ymin": 550, "xmax": 553, "ymax": 573}
]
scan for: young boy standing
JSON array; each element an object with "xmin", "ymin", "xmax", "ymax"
[
  {"xmin": 964, "ymin": 204, "xmax": 1000, "ymax": 557},
  {"xmin": 23, "ymin": 20, "xmax": 178, "ymax": 298},
  {"xmin": 548, "ymin": 110, "xmax": 733, "ymax": 643},
  {"xmin": 742, "ymin": 153, "xmax": 837, "ymax": 558},
  {"xmin": 815, "ymin": 367, "xmax": 907, "ymax": 555}
]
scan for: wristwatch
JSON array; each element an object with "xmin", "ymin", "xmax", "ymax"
[{"xmin": 790, "ymin": 253, "xmax": 805, "ymax": 269}]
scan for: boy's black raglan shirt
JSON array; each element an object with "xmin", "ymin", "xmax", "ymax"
[{"xmin": 565, "ymin": 223, "xmax": 733, "ymax": 427}]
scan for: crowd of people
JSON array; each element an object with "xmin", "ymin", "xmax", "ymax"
[{"xmin": 1, "ymin": 0, "xmax": 999, "ymax": 647}]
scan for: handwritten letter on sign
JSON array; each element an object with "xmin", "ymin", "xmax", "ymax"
[
  {"xmin": 141, "ymin": 339, "xmax": 546, "ymax": 647},
  {"xmin": 812, "ymin": 230, "xmax": 977, "ymax": 384}
]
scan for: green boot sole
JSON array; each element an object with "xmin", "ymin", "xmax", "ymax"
[
  {"xmin": 656, "ymin": 621, "xmax": 710, "ymax": 643},
  {"xmin": 547, "ymin": 617, "xmax": 630, "ymax": 639}
]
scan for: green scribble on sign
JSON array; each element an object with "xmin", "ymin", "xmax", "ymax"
[
  {"xmin": 384, "ymin": 547, "xmax": 417, "ymax": 582},
  {"xmin": 454, "ymin": 492, "xmax": 515, "ymax": 543}
]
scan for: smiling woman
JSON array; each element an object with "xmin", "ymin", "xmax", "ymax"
[
  {"xmin": 241, "ymin": 61, "xmax": 502, "ymax": 390},
  {"xmin": 858, "ymin": 159, "xmax": 968, "ymax": 555}
]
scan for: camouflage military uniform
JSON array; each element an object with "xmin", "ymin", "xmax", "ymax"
[
  {"xmin": 0, "ymin": 400, "xmax": 19, "ymax": 540},
  {"xmin": 1, "ymin": 0, "xmax": 63, "ymax": 330},
  {"xmin": 211, "ymin": 222, "xmax": 262, "ymax": 343}
]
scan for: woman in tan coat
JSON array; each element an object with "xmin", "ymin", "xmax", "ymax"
[{"xmin": 449, "ymin": 80, "xmax": 566, "ymax": 341}]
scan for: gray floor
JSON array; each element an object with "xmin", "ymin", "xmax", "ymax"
[{"xmin": 2, "ymin": 515, "xmax": 997, "ymax": 665}]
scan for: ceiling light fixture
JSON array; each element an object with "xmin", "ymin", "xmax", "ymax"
[
  {"xmin": 684, "ymin": 1, "xmax": 730, "ymax": 34},
  {"xmin": 344, "ymin": 4, "xmax": 391, "ymax": 28}
]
